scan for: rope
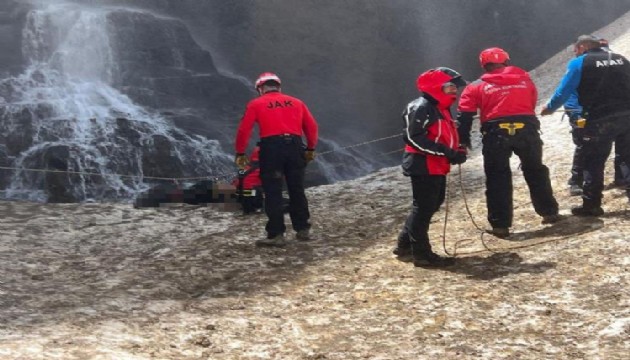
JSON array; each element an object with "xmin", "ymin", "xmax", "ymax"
[
  {"xmin": 441, "ymin": 165, "xmax": 495, "ymax": 257},
  {"xmin": 0, "ymin": 165, "xmax": 234, "ymax": 182},
  {"xmin": 455, "ymin": 166, "xmax": 501, "ymax": 255},
  {"xmin": 0, "ymin": 132, "xmax": 403, "ymax": 184},
  {"xmin": 317, "ymin": 133, "xmax": 402, "ymax": 157},
  {"xmin": 441, "ymin": 163, "xmax": 558, "ymax": 257},
  {"xmin": 439, "ymin": 163, "xmax": 610, "ymax": 258}
]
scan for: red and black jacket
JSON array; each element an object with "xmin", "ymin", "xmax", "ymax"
[{"xmin": 402, "ymin": 95, "xmax": 460, "ymax": 176}]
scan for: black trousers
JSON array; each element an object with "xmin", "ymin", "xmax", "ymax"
[
  {"xmin": 568, "ymin": 112, "xmax": 586, "ymax": 186},
  {"xmin": 581, "ymin": 117, "xmax": 630, "ymax": 208},
  {"xmin": 613, "ymin": 140, "xmax": 630, "ymax": 186},
  {"xmin": 568, "ymin": 112, "xmax": 630, "ymax": 186},
  {"xmin": 398, "ymin": 175, "xmax": 446, "ymax": 254},
  {"xmin": 481, "ymin": 123, "xmax": 558, "ymax": 228},
  {"xmin": 259, "ymin": 135, "xmax": 310, "ymax": 237}
]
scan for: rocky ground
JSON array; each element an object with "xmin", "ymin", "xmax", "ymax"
[
  {"xmin": 1, "ymin": 9, "xmax": 630, "ymax": 360},
  {"xmin": 0, "ymin": 136, "xmax": 628, "ymax": 360}
]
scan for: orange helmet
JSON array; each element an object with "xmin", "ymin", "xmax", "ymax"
[
  {"xmin": 479, "ymin": 47, "xmax": 510, "ymax": 67},
  {"xmin": 254, "ymin": 72, "xmax": 281, "ymax": 89}
]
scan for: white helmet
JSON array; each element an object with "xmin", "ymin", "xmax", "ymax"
[{"xmin": 254, "ymin": 72, "xmax": 282, "ymax": 89}]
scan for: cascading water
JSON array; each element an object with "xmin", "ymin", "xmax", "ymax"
[
  {"xmin": 0, "ymin": 1, "xmax": 380, "ymax": 203},
  {"xmin": 0, "ymin": 2, "xmax": 238, "ymax": 202}
]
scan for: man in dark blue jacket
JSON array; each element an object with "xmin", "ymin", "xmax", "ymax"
[{"xmin": 542, "ymin": 35, "xmax": 630, "ymax": 216}]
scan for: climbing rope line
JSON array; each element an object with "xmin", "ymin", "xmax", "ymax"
[
  {"xmin": 305, "ymin": 146, "xmax": 403, "ymax": 177},
  {"xmin": 440, "ymin": 164, "xmax": 610, "ymax": 257},
  {"xmin": 0, "ymin": 165, "xmax": 236, "ymax": 183},
  {"xmin": 316, "ymin": 133, "xmax": 402, "ymax": 157},
  {"xmin": 441, "ymin": 165, "xmax": 495, "ymax": 257},
  {"xmin": 0, "ymin": 132, "xmax": 403, "ymax": 185}
]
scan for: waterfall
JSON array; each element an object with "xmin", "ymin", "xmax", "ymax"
[{"xmin": 0, "ymin": 2, "xmax": 235, "ymax": 202}]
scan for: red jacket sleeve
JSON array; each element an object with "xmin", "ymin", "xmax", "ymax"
[
  {"xmin": 457, "ymin": 84, "xmax": 479, "ymax": 113},
  {"xmin": 235, "ymin": 103, "xmax": 257, "ymax": 154},
  {"xmin": 530, "ymin": 79, "xmax": 538, "ymax": 110},
  {"xmin": 302, "ymin": 103, "xmax": 318, "ymax": 149}
]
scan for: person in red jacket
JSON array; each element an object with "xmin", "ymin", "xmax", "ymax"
[
  {"xmin": 457, "ymin": 48, "xmax": 560, "ymax": 238},
  {"xmin": 232, "ymin": 146, "xmax": 263, "ymax": 214},
  {"xmin": 235, "ymin": 72, "xmax": 318, "ymax": 247},
  {"xmin": 393, "ymin": 67, "xmax": 467, "ymax": 268}
]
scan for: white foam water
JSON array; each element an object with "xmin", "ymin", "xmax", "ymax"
[{"xmin": 0, "ymin": 2, "xmax": 233, "ymax": 201}]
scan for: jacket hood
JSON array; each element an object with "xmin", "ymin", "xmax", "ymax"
[
  {"xmin": 480, "ymin": 66, "xmax": 531, "ymax": 86},
  {"xmin": 416, "ymin": 68, "xmax": 465, "ymax": 108}
]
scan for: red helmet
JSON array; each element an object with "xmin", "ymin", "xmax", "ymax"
[
  {"xmin": 479, "ymin": 47, "xmax": 510, "ymax": 67},
  {"xmin": 254, "ymin": 72, "xmax": 281, "ymax": 89}
]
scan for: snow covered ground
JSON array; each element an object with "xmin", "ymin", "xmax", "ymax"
[{"xmin": 1, "ymin": 11, "xmax": 629, "ymax": 360}]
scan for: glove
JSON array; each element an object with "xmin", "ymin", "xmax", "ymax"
[
  {"xmin": 446, "ymin": 147, "xmax": 467, "ymax": 165},
  {"xmin": 305, "ymin": 149, "xmax": 316, "ymax": 164},
  {"xmin": 235, "ymin": 154, "xmax": 249, "ymax": 170}
]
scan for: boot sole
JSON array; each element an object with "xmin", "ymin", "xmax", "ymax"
[
  {"xmin": 255, "ymin": 240, "xmax": 287, "ymax": 247},
  {"xmin": 413, "ymin": 259, "xmax": 456, "ymax": 268}
]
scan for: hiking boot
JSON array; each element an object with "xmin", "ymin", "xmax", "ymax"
[
  {"xmin": 487, "ymin": 227, "xmax": 510, "ymax": 239},
  {"xmin": 569, "ymin": 184, "xmax": 583, "ymax": 196},
  {"xmin": 541, "ymin": 214, "xmax": 562, "ymax": 225},
  {"xmin": 295, "ymin": 229, "xmax": 310, "ymax": 241},
  {"xmin": 604, "ymin": 181, "xmax": 626, "ymax": 190},
  {"xmin": 413, "ymin": 252, "xmax": 456, "ymax": 268},
  {"xmin": 255, "ymin": 234, "xmax": 286, "ymax": 247},
  {"xmin": 571, "ymin": 206, "xmax": 604, "ymax": 217},
  {"xmin": 392, "ymin": 244, "xmax": 412, "ymax": 258}
]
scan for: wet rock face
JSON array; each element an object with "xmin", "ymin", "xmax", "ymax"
[
  {"xmin": 141, "ymin": 134, "xmax": 185, "ymax": 180},
  {"xmin": 0, "ymin": 144, "xmax": 10, "ymax": 189},
  {"xmin": 41, "ymin": 145, "xmax": 79, "ymax": 203},
  {"xmin": 107, "ymin": 10, "xmax": 219, "ymax": 85},
  {"xmin": 0, "ymin": 5, "xmax": 251, "ymax": 202},
  {"xmin": 106, "ymin": 10, "xmax": 252, "ymax": 140},
  {"xmin": 18, "ymin": 144, "xmax": 79, "ymax": 203},
  {"xmin": 0, "ymin": 106, "xmax": 36, "ymax": 157},
  {"xmin": 0, "ymin": 0, "xmax": 27, "ymax": 76}
]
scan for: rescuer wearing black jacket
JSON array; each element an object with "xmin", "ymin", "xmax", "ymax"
[
  {"xmin": 542, "ymin": 35, "xmax": 630, "ymax": 216},
  {"xmin": 393, "ymin": 67, "xmax": 467, "ymax": 268}
]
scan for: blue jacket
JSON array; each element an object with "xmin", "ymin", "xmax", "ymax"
[
  {"xmin": 564, "ymin": 92, "xmax": 582, "ymax": 116},
  {"xmin": 546, "ymin": 55, "xmax": 584, "ymax": 112},
  {"xmin": 548, "ymin": 48, "xmax": 630, "ymax": 120}
]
